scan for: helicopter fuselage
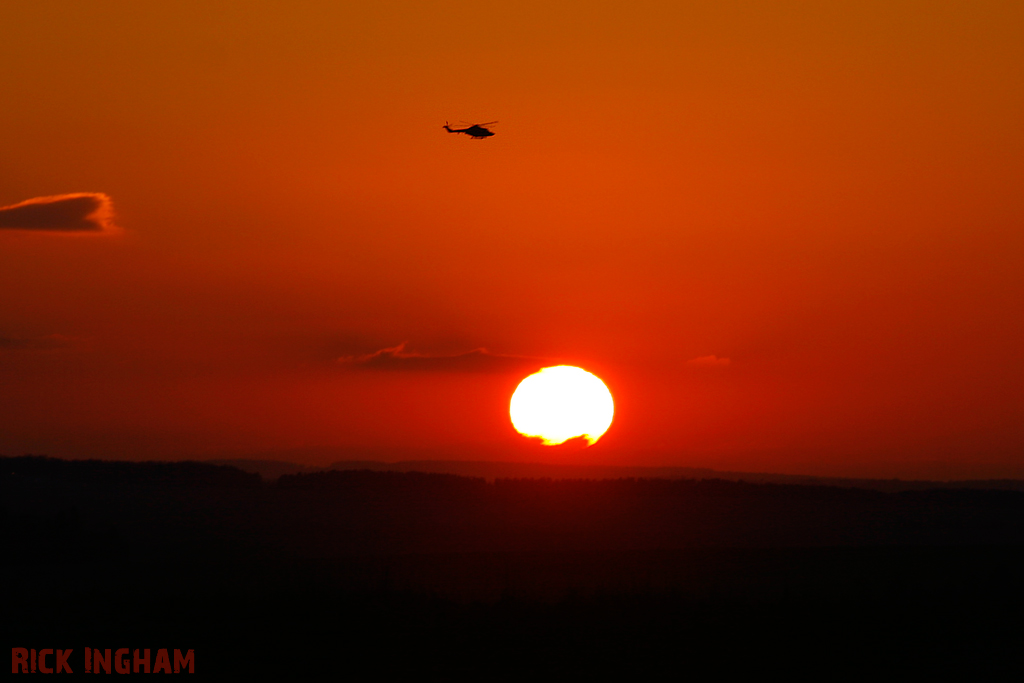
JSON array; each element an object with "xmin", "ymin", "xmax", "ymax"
[{"xmin": 444, "ymin": 123, "xmax": 495, "ymax": 138}]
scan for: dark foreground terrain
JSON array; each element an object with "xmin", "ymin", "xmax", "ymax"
[{"xmin": 4, "ymin": 456, "xmax": 1023, "ymax": 678}]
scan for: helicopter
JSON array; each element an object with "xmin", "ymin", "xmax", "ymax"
[{"xmin": 443, "ymin": 120, "xmax": 497, "ymax": 139}]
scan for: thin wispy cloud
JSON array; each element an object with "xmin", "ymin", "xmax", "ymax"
[
  {"xmin": 0, "ymin": 193, "xmax": 117, "ymax": 232},
  {"xmin": 339, "ymin": 342, "xmax": 546, "ymax": 373}
]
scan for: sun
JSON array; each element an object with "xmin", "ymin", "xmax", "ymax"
[{"xmin": 510, "ymin": 366, "xmax": 614, "ymax": 446}]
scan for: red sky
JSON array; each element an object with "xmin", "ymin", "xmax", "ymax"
[{"xmin": 1, "ymin": 1, "xmax": 1022, "ymax": 477}]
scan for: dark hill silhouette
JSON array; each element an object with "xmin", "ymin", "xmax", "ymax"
[
  {"xmin": 3, "ymin": 455, "xmax": 1023, "ymax": 677},
  {"xmin": 271, "ymin": 469, "xmax": 1024, "ymax": 553},
  {"xmin": 205, "ymin": 457, "xmax": 319, "ymax": 480},
  {"xmin": 210, "ymin": 454, "xmax": 1024, "ymax": 491},
  {"xmin": 8, "ymin": 454, "xmax": 261, "ymax": 487}
]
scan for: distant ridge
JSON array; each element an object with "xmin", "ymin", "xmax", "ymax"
[
  {"xmin": 208, "ymin": 457, "xmax": 1024, "ymax": 492},
  {"xmin": 206, "ymin": 458, "xmax": 320, "ymax": 481}
]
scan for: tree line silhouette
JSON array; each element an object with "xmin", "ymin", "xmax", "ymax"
[{"xmin": 3, "ymin": 455, "xmax": 1022, "ymax": 677}]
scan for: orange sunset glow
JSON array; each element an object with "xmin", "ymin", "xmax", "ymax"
[{"xmin": 1, "ymin": 1, "xmax": 1023, "ymax": 479}]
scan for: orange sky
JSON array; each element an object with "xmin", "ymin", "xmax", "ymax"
[{"xmin": 1, "ymin": 1, "xmax": 1022, "ymax": 477}]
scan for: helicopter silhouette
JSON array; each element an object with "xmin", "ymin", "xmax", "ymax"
[{"xmin": 443, "ymin": 121, "xmax": 497, "ymax": 139}]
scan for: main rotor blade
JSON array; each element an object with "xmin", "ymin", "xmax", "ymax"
[{"xmin": 477, "ymin": 121, "xmax": 499, "ymax": 126}]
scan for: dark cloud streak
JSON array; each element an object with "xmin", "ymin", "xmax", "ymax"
[
  {"xmin": 339, "ymin": 343, "xmax": 547, "ymax": 373},
  {"xmin": 0, "ymin": 193, "xmax": 116, "ymax": 232}
]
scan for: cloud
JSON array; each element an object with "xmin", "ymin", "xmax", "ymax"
[
  {"xmin": 0, "ymin": 193, "xmax": 116, "ymax": 232},
  {"xmin": 339, "ymin": 342, "xmax": 546, "ymax": 373},
  {"xmin": 0, "ymin": 334, "xmax": 73, "ymax": 351},
  {"xmin": 687, "ymin": 355, "xmax": 731, "ymax": 367}
]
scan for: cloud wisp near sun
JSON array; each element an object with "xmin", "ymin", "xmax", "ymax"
[{"xmin": 338, "ymin": 342, "xmax": 545, "ymax": 373}]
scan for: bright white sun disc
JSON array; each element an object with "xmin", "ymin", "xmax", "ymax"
[{"xmin": 509, "ymin": 366, "xmax": 614, "ymax": 445}]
